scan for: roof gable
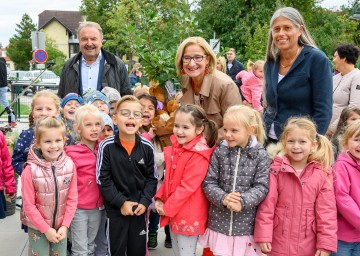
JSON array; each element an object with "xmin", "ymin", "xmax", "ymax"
[{"xmin": 38, "ymin": 10, "xmax": 83, "ymax": 35}]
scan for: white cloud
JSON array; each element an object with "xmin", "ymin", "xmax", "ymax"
[{"xmin": 0, "ymin": 0, "xmax": 82, "ymax": 47}]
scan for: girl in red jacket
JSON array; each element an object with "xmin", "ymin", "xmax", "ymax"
[
  {"xmin": 254, "ymin": 117, "xmax": 337, "ymax": 256},
  {"xmin": 21, "ymin": 117, "xmax": 78, "ymax": 256},
  {"xmin": 0, "ymin": 130, "xmax": 16, "ymax": 219},
  {"xmin": 155, "ymin": 104, "xmax": 218, "ymax": 256},
  {"xmin": 332, "ymin": 120, "xmax": 360, "ymax": 255}
]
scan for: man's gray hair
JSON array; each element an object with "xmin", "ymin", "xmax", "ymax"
[{"xmin": 77, "ymin": 21, "xmax": 103, "ymax": 40}]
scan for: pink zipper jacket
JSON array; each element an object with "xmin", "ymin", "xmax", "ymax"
[
  {"xmin": 0, "ymin": 131, "xmax": 16, "ymax": 195},
  {"xmin": 21, "ymin": 145, "xmax": 78, "ymax": 233},
  {"xmin": 254, "ymin": 155, "xmax": 337, "ymax": 255},
  {"xmin": 333, "ymin": 152, "xmax": 360, "ymax": 242}
]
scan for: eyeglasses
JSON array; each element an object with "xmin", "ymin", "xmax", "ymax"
[
  {"xmin": 182, "ymin": 55, "xmax": 207, "ymax": 63},
  {"xmin": 118, "ymin": 109, "xmax": 143, "ymax": 119}
]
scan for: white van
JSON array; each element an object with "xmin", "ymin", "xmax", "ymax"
[{"xmin": 23, "ymin": 70, "xmax": 60, "ymax": 87}]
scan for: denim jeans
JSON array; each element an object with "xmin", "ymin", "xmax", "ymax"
[
  {"xmin": 332, "ymin": 241, "xmax": 360, "ymax": 256},
  {"xmin": 0, "ymin": 86, "xmax": 15, "ymax": 122}
]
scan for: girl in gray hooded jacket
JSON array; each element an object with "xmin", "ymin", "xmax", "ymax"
[{"xmin": 199, "ymin": 105, "xmax": 270, "ymax": 256}]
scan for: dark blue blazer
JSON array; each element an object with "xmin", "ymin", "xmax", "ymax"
[{"xmin": 263, "ymin": 45, "xmax": 333, "ymax": 138}]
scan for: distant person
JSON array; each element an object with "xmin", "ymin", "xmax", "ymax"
[
  {"xmin": 58, "ymin": 21, "xmax": 132, "ymax": 98},
  {"xmin": 216, "ymin": 56, "xmax": 226, "ymax": 73},
  {"xmin": 236, "ymin": 60, "xmax": 265, "ymax": 111},
  {"xmin": 0, "ymin": 57, "xmax": 16, "ymax": 127},
  {"xmin": 326, "ymin": 43, "xmax": 360, "ymax": 137},
  {"xmin": 129, "ymin": 63, "xmax": 143, "ymax": 88},
  {"xmin": 263, "ymin": 7, "xmax": 333, "ymax": 144},
  {"xmin": 226, "ymin": 48, "xmax": 245, "ymax": 87}
]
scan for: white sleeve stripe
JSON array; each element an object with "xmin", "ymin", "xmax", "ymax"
[{"xmin": 96, "ymin": 137, "xmax": 114, "ymax": 185}]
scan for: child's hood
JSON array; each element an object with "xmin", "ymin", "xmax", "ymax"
[
  {"xmin": 26, "ymin": 144, "xmax": 67, "ymax": 169},
  {"xmin": 168, "ymin": 134, "xmax": 215, "ymax": 161},
  {"xmin": 335, "ymin": 151, "xmax": 360, "ymax": 171},
  {"xmin": 65, "ymin": 141, "xmax": 99, "ymax": 155}
]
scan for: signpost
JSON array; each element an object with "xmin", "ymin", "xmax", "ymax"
[{"xmin": 210, "ymin": 39, "xmax": 220, "ymax": 54}]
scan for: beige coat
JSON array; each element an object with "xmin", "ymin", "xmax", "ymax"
[{"xmin": 180, "ymin": 70, "xmax": 242, "ymax": 129}]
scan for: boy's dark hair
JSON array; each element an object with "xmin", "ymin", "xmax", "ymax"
[{"xmin": 137, "ymin": 94, "xmax": 157, "ymax": 113}]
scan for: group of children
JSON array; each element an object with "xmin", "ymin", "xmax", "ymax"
[{"xmin": 0, "ymin": 84, "xmax": 359, "ymax": 256}]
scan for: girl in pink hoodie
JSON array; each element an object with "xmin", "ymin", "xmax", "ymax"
[
  {"xmin": 236, "ymin": 60, "xmax": 264, "ymax": 111},
  {"xmin": 65, "ymin": 104, "xmax": 106, "ymax": 256},
  {"xmin": 332, "ymin": 120, "xmax": 360, "ymax": 255},
  {"xmin": 254, "ymin": 117, "xmax": 337, "ymax": 256}
]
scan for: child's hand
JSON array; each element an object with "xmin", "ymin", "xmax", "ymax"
[
  {"xmin": 149, "ymin": 127, "xmax": 156, "ymax": 139},
  {"xmin": 315, "ymin": 250, "xmax": 330, "ymax": 256},
  {"xmin": 120, "ymin": 201, "xmax": 138, "ymax": 216},
  {"xmin": 259, "ymin": 242, "xmax": 272, "ymax": 253},
  {"xmin": 45, "ymin": 227, "xmax": 60, "ymax": 243},
  {"xmin": 223, "ymin": 192, "xmax": 241, "ymax": 206},
  {"xmin": 8, "ymin": 193, "xmax": 16, "ymax": 199},
  {"xmin": 155, "ymin": 199, "xmax": 165, "ymax": 216},
  {"xmin": 227, "ymin": 200, "xmax": 242, "ymax": 212},
  {"xmin": 57, "ymin": 226, "xmax": 68, "ymax": 241},
  {"xmin": 133, "ymin": 203, "xmax": 146, "ymax": 216}
]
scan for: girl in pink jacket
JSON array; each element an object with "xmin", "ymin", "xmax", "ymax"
[
  {"xmin": 254, "ymin": 117, "xmax": 337, "ymax": 256},
  {"xmin": 0, "ymin": 130, "xmax": 16, "ymax": 219},
  {"xmin": 21, "ymin": 117, "xmax": 78, "ymax": 256},
  {"xmin": 332, "ymin": 120, "xmax": 360, "ymax": 255},
  {"xmin": 65, "ymin": 104, "xmax": 106, "ymax": 256},
  {"xmin": 236, "ymin": 60, "xmax": 264, "ymax": 111},
  {"xmin": 155, "ymin": 104, "xmax": 218, "ymax": 256}
]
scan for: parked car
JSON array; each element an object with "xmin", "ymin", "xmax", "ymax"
[
  {"xmin": 23, "ymin": 70, "xmax": 60, "ymax": 89},
  {"xmin": 7, "ymin": 70, "xmax": 27, "ymax": 81}
]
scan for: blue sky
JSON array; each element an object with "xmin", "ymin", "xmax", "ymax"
[{"xmin": 0, "ymin": 0, "xmax": 350, "ymax": 48}]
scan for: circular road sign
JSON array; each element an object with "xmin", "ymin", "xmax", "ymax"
[{"xmin": 33, "ymin": 49, "xmax": 48, "ymax": 64}]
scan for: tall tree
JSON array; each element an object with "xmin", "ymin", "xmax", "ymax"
[{"xmin": 6, "ymin": 14, "xmax": 36, "ymax": 70}]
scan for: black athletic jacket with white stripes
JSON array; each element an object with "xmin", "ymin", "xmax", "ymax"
[{"xmin": 96, "ymin": 133, "xmax": 157, "ymax": 217}]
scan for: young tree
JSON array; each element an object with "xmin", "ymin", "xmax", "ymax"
[{"xmin": 6, "ymin": 14, "xmax": 36, "ymax": 70}]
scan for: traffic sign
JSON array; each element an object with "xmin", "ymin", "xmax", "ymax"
[
  {"xmin": 210, "ymin": 39, "xmax": 220, "ymax": 54},
  {"xmin": 33, "ymin": 49, "xmax": 48, "ymax": 64}
]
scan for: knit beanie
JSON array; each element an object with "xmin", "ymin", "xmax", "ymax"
[
  {"xmin": 61, "ymin": 93, "xmax": 84, "ymax": 108},
  {"xmin": 101, "ymin": 113, "xmax": 114, "ymax": 131},
  {"xmin": 101, "ymin": 87, "xmax": 121, "ymax": 103},
  {"xmin": 85, "ymin": 90, "xmax": 110, "ymax": 110}
]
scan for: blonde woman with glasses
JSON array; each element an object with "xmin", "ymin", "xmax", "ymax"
[{"xmin": 175, "ymin": 37, "xmax": 241, "ymax": 133}]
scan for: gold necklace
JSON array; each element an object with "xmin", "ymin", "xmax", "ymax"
[{"xmin": 280, "ymin": 47, "xmax": 301, "ymax": 68}]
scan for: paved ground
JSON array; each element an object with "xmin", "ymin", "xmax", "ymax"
[{"xmin": 0, "ymin": 120, "xmax": 204, "ymax": 255}]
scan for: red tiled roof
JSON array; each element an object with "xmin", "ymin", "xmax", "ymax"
[{"xmin": 38, "ymin": 10, "xmax": 83, "ymax": 35}]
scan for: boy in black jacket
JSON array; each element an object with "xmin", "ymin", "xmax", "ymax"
[{"xmin": 96, "ymin": 95, "xmax": 157, "ymax": 256}]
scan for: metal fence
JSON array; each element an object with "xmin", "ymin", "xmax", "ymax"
[{"xmin": 3, "ymin": 81, "xmax": 58, "ymax": 122}]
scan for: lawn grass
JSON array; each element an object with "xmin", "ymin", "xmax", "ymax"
[{"xmin": 0, "ymin": 101, "xmax": 31, "ymax": 119}]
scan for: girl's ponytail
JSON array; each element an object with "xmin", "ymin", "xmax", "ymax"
[
  {"xmin": 253, "ymin": 110, "xmax": 266, "ymax": 145},
  {"xmin": 309, "ymin": 134, "xmax": 334, "ymax": 170},
  {"xmin": 204, "ymin": 119, "xmax": 218, "ymax": 148}
]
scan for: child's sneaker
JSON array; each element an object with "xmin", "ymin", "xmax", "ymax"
[
  {"xmin": 164, "ymin": 239, "xmax": 172, "ymax": 248},
  {"xmin": 147, "ymin": 232, "xmax": 158, "ymax": 250}
]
